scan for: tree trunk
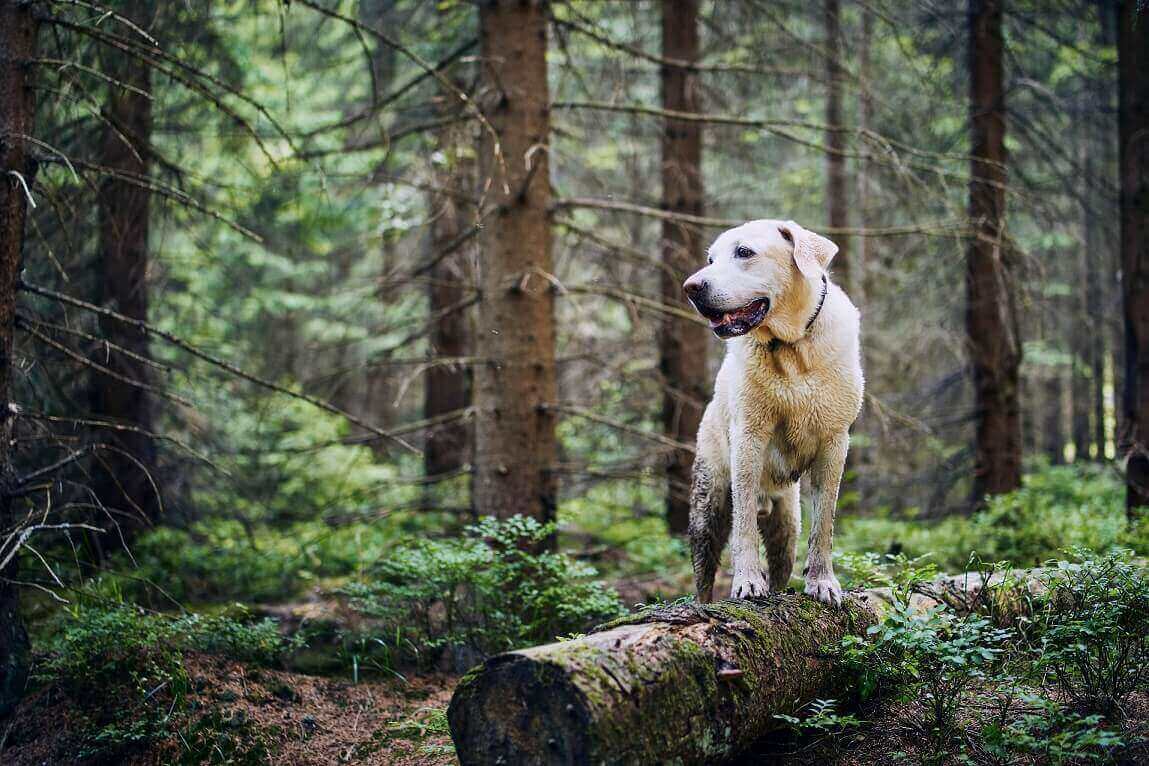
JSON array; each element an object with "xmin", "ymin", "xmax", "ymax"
[
  {"xmin": 659, "ymin": 0, "xmax": 709, "ymax": 534},
  {"xmin": 90, "ymin": 0, "xmax": 159, "ymax": 536},
  {"xmin": 825, "ymin": 0, "xmax": 849, "ymax": 291},
  {"xmin": 0, "ymin": 0, "xmax": 38, "ymax": 718},
  {"xmin": 966, "ymin": 0, "xmax": 1021, "ymax": 504},
  {"xmin": 1118, "ymin": 0, "xmax": 1149, "ymax": 513},
  {"xmin": 448, "ymin": 573, "xmax": 1045, "ymax": 765},
  {"xmin": 472, "ymin": 0, "xmax": 557, "ymax": 528},
  {"xmin": 1041, "ymin": 369, "xmax": 1065, "ymax": 465},
  {"xmin": 1079, "ymin": 102, "xmax": 1103, "ymax": 462},
  {"xmin": 855, "ymin": 4, "xmax": 871, "ymax": 303},
  {"xmin": 849, "ymin": 4, "xmax": 873, "ymax": 507},
  {"xmin": 425, "ymin": 119, "xmax": 474, "ymax": 481}
]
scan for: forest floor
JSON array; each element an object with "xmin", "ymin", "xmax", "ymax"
[
  {"xmin": 3, "ymin": 653, "xmax": 457, "ymax": 765},
  {"xmin": 10, "ymin": 653, "xmax": 1147, "ymax": 765},
  {"xmin": 7, "ymin": 550, "xmax": 1149, "ymax": 765}
]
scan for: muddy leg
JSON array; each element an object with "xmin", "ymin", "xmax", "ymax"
[
  {"xmin": 761, "ymin": 482, "xmax": 800, "ymax": 591},
  {"xmin": 689, "ymin": 459, "xmax": 730, "ymax": 603}
]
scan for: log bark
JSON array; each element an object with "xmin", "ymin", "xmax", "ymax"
[
  {"xmin": 0, "ymin": 0, "xmax": 38, "ymax": 718},
  {"xmin": 1118, "ymin": 0, "xmax": 1149, "ymax": 513},
  {"xmin": 966, "ymin": 0, "xmax": 1022, "ymax": 504},
  {"xmin": 471, "ymin": 0, "xmax": 558, "ymax": 528},
  {"xmin": 448, "ymin": 573, "xmax": 1043, "ymax": 765},
  {"xmin": 659, "ymin": 0, "xmax": 709, "ymax": 534}
]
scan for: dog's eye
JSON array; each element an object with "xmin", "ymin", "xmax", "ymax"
[
  {"xmin": 707, "ymin": 255, "xmax": 714, "ymax": 265},
  {"xmin": 734, "ymin": 245, "xmax": 755, "ymax": 260}
]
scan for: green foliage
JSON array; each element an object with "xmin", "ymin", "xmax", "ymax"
[
  {"xmin": 341, "ymin": 516, "xmax": 625, "ymax": 662},
  {"xmin": 839, "ymin": 597, "xmax": 1012, "ymax": 760},
  {"xmin": 1026, "ymin": 549, "xmax": 1149, "ymax": 717},
  {"xmin": 112, "ymin": 516, "xmax": 419, "ymax": 605},
  {"xmin": 773, "ymin": 697, "xmax": 863, "ymax": 736},
  {"xmin": 35, "ymin": 603, "xmax": 299, "ymax": 758},
  {"xmin": 122, "ymin": 521, "xmax": 304, "ymax": 603},
  {"xmin": 982, "ymin": 694, "xmax": 1125, "ymax": 765},
  {"xmin": 837, "ymin": 464, "xmax": 1135, "ymax": 571},
  {"xmin": 834, "ymin": 550, "xmax": 940, "ymax": 590},
  {"xmin": 560, "ymin": 480, "xmax": 689, "ymax": 580},
  {"xmin": 176, "ymin": 708, "xmax": 273, "ymax": 766}
]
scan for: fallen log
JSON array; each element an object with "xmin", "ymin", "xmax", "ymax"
[{"xmin": 447, "ymin": 571, "xmax": 1044, "ymax": 765}]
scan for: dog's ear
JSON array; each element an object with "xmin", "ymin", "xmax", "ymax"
[{"xmin": 780, "ymin": 221, "xmax": 838, "ymax": 279}]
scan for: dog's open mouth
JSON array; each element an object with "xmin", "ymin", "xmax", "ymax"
[{"xmin": 706, "ymin": 298, "xmax": 770, "ymax": 338}]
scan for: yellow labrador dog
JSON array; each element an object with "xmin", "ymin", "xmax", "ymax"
[{"xmin": 683, "ymin": 220, "xmax": 863, "ymax": 606}]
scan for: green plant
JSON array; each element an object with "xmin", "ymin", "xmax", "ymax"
[
  {"xmin": 839, "ymin": 597, "xmax": 1011, "ymax": 761},
  {"xmin": 341, "ymin": 515, "xmax": 625, "ymax": 663},
  {"xmin": 982, "ymin": 693, "xmax": 1124, "ymax": 765},
  {"xmin": 774, "ymin": 697, "xmax": 862, "ymax": 736},
  {"xmin": 1027, "ymin": 549, "xmax": 1149, "ymax": 717},
  {"xmin": 834, "ymin": 550, "xmax": 939, "ymax": 590},
  {"xmin": 835, "ymin": 464, "xmax": 1137, "ymax": 572},
  {"xmin": 35, "ymin": 603, "xmax": 300, "ymax": 756},
  {"xmin": 175, "ymin": 607, "xmax": 303, "ymax": 666}
]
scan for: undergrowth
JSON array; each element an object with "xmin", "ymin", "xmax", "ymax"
[
  {"xmin": 802, "ymin": 548, "xmax": 1149, "ymax": 764},
  {"xmin": 340, "ymin": 515, "xmax": 626, "ymax": 666}
]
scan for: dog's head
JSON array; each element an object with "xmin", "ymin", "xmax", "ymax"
[{"xmin": 682, "ymin": 219, "xmax": 838, "ymax": 339}]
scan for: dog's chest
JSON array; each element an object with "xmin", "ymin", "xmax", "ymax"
[{"xmin": 741, "ymin": 362, "xmax": 833, "ymax": 485}]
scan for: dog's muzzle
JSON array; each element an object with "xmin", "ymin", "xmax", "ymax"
[{"xmin": 690, "ymin": 297, "xmax": 771, "ymax": 339}]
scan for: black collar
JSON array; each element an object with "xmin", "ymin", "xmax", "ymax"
[{"xmin": 765, "ymin": 274, "xmax": 828, "ymax": 353}]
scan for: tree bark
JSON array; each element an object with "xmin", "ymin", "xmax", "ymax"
[
  {"xmin": 425, "ymin": 118, "xmax": 474, "ymax": 481},
  {"xmin": 659, "ymin": 0, "xmax": 709, "ymax": 534},
  {"xmin": 825, "ymin": 0, "xmax": 849, "ymax": 290},
  {"xmin": 448, "ymin": 573, "xmax": 1045, "ymax": 765},
  {"xmin": 472, "ymin": 0, "xmax": 557, "ymax": 529},
  {"xmin": 1118, "ymin": 0, "xmax": 1149, "ymax": 513},
  {"xmin": 1041, "ymin": 369, "xmax": 1065, "ymax": 465},
  {"xmin": 1078, "ymin": 102, "xmax": 1102, "ymax": 462},
  {"xmin": 90, "ymin": 0, "xmax": 159, "ymax": 536},
  {"xmin": 0, "ymin": 0, "xmax": 38, "ymax": 718},
  {"xmin": 966, "ymin": 0, "xmax": 1021, "ymax": 504}
]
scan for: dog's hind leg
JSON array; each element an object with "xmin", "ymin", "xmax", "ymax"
[
  {"xmin": 689, "ymin": 458, "xmax": 731, "ymax": 603},
  {"xmin": 761, "ymin": 481, "xmax": 800, "ymax": 592}
]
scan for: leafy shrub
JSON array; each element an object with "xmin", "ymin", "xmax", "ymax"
[
  {"xmin": 36, "ymin": 604, "xmax": 300, "ymax": 757},
  {"xmin": 837, "ymin": 464, "xmax": 1135, "ymax": 571},
  {"xmin": 38, "ymin": 605, "xmax": 190, "ymax": 759},
  {"xmin": 834, "ymin": 550, "xmax": 939, "ymax": 590},
  {"xmin": 839, "ymin": 596, "xmax": 1011, "ymax": 760},
  {"xmin": 120, "ymin": 521, "xmax": 305, "ymax": 604},
  {"xmin": 982, "ymin": 693, "xmax": 1125, "ymax": 765},
  {"xmin": 1027, "ymin": 549, "xmax": 1149, "ymax": 717},
  {"xmin": 112, "ymin": 517, "xmax": 414, "ymax": 605},
  {"xmin": 341, "ymin": 516, "xmax": 625, "ymax": 663}
]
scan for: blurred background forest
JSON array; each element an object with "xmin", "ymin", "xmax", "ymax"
[{"xmin": 1, "ymin": 0, "xmax": 1148, "ymax": 763}]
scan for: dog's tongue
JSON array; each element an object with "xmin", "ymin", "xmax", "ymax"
[{"xmin": 710, "ymin": 303, "xmax": 757, "ymax": 329}]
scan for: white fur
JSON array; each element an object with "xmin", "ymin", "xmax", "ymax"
[{"xmin": 687, "ymin": 220, "xmax": 864, "ymax": 605}]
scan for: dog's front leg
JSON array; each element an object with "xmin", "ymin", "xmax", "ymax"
[
  {"xmin": 804, "ymin": 431, "xmax": 848, "ymax": 606},
  {"xmin": 729, "ymin": 430, "xmax": 769, "ymax": 599}
]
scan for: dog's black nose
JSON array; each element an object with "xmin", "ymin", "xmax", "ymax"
[{"xmin": 683, "ymin": 278, "xmax": 708, "ymax": 300}]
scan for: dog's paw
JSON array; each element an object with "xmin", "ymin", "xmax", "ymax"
[
  {"xmin": 804, "ymin": 574, "xmax": 843, "ymax": 607},
  {"xmin": 731, "ymin": 569, "xmax": 769, "ymax": 599}
]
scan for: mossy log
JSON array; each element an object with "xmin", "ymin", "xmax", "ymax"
[{"xmin": 447, "ymin": 571, "xmax": 1044, "ymax": 765}]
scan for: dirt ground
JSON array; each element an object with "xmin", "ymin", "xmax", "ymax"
[{"xmin": 2, "ymin": 654, "xmax": 456, "ymax": 766}]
